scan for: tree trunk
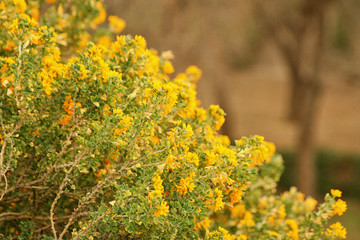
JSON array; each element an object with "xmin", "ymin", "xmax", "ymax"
[{"xmin": 296, "ymin": 82, "xmax": 321, "ymax": 196}]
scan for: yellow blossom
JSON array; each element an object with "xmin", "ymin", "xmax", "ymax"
[
  {"xmin": 93, "ymin": 2, "xmax": 106, "ymax": 25},
  {"xmin": 153, "ymin": 201, "xmax": 169, "ymax": 217},
  {"xmin": 230, "ymin": 188, "xmax": 243, "ymax": 203},
  {"xmin": 331, "ymin": 189, "xmax": 342, "ymax": 198},
  {"xmin": 240, "ymin": 211, "xmax": 255, "ymax": 227},
  {"xmin": 165, "ymin": 154, "xmax": 180, "ymax": 170},
  {"xmin": 213, "ymin": 188, "xmax": 224, "ymax": 212},
  {"xmin": 304, "ymin": 197, "xmax": 318, "ymax": 211},
  {"xmin": 184, "ymin": 152, "xmax": 199, "ymax": 166},
  {"xmin": 108, "ymin": 16, "xmax": 126, "ymax": 33},
  {"xmin": 269, "ymin": 231, "xmax": 280, "ymax": 237},
  {"xmin": 285, "ymin": 219, "xmax": 299, "ymax": 240},
  {"xmin": 218, "ymin": 226, "xmax": 236, "ymax": 240},
  {"xmin": 195, "ymin": 217, "xmax": 211, "ymax": 230},
  {"xmin": 231, "ymin": 204, "xmax": 246, "ymax": 218},
  {"xmin": 97, "ymin": 35, "xmax": 111, "ymax": 48},
  {"xmin": 14, "ymin": 0, "xmax": 27, "ymax": 13},
  {"xmin": 30, "ymin": 7, "xmax": 40, "ymax": 21},
  {"xmin": 278, "ymin": 204, "xmax": 286, "ymax": 219},
  {"xmin": 326, "ymin": 222, "xmax": 347, "ymax": 239},
  {"xmin": 332, "ymin": 199, "xmax": 347, "ymax": 216},
  {"xmin": 237, "ymin": 235, "xmax": 247, "ymax": 240},
  {"xmin": 186, "ymin": 65, "xmax": 202, "ymax": 82},
  {"xmin": 149, "ymin": 174, "xmax": 164, "ymax": 199},
  {"xmin": 163, "ymin": 61, "xmax": 174, "ymax": 74},
  {"xmin": 177, "ymin": 172, "xmax": 196, "ymax": 195}
]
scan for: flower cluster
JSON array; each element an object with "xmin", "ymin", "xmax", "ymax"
[{"xmin": 0, "ymin": 1, "xmax": 347, "ymax": 239}]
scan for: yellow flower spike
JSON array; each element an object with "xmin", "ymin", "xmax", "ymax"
[
  {"xmin": 331, "ymin": 189, "xmax": 342, "ymax": 198},
  {"xmin": 184, "ymin": 152, "xmax": 199, "ymax": 166},
  {"xmin": 237, "ymin": 235, "xmax": 247, "ymax": 240},
  {"xmin": 230, "ymin": 204, "xmax": 246, "ymax": 218},
  {"xmin": 285, "ymin": 219, "xmax": 299, "ymax": 240},
  {"xmin": 149, "ymin": 174, "xmax": 164, "ymax": 199},
  {"xmin": 218, "ymin": 226, "xmax": 236, "ymax": 240},
  {"xmin": 163, "ymin": 61, "xmax": 174, "ymax": 74},
  {"xmin": 332, "ymin": 199, "xmax": 347, "ymax": 216},
  {"xmin": 176, "ymin": 172, "xmax": 196, "ymax": 195},
  {"xmin": 108, "ymin": 16, "xmax": 126, "ymax": 33},
  {"xmin": 30, "ymin": 7, "xmax": 40, "ymax": 21},
  {"xmin": 304, "ymin": 197, "xmax": 318, "ymax": 211},
  {"xmin": 326, "ymin": 222, "xmax": 347, "ymax": 239},
  {"xmin": 278, "ymin": 204, "xmax": 286, "ymax": 219},
  {"xmin": 93, "ymin": 2, "xmax": 106, "ymax": 26},
  {"xmin": 153, "ymin": 201, "xmax": 169, "ymax": 217},
  {"xmin": 186, "ymin": 65, "xmax": 202, "ymax": 82},
  {"xmin": 240, "ymin": 211, "xmax": 255, "ymax": 227},
  {"xmin": 14, "ymin": 0, "xmax": 27, "ymax": 13}
]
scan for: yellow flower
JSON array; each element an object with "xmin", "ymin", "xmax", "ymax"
[
  {"xmin": 46, "ymin": 0, "xmax": 56, "ymax": 4},
  {"xmin": 163, "ymin": 61, "xmax": 174, "ymax": 74},
  {"xmin": 30, "ymin": 7, "xmax": 40, "ymax": 21},
  {"xmin": 331, "ymin": 189, "xmax": 342, "ymax": 198},
  {"xmin": 269, "ymin": 231, "xmax": 280, "ymax": 237},
  {"xmin": 240, "ymin": 211, "xmax": 255, "ymax": 227},
  {"xmin": 0, "ymin": 1, "xmax": 5, "ymax": 10},
  {"xmin": 79, "ymin": 33, "xmax": 91, "ymax": 50},
  {"xmin": 237, "ymin": 235, "xmax": 247, "ymax": 240},
  {"xmin": 108, "ymin": 16, "xmax": 126, "ymax": 33},
  {"xmin": 14, "ymin": 0, "xmax": 27, "ymax": 13},
  {"xmin": 231, "ymin": 204, "xmax": 245, "ymax": 218},
  {"xmin": 326, "ymin": 222, "xmax": 347, "ymax": 239},
  {"xmin": 165, "ymin": 154, "xmax": 180, "ymax": 170},
  {"xmin": 186, "ymin": 65, "xmax": 202, "ymax": 82},
  {"xmin": 209, "ymin": 105, "xmax": 225, "ymax": 131},
  {"xmin": 153, "ymin": 201, "xmax": 169, "ymax": 217},
  {"xmin": 285, "ymin": 219, "xmax": 299, "ymax": 240},
  {"xmin": 149, "ymin": 174, "xmax": 164, "ymax": 199},
  {"xmin": 113, "ymin": 108, "xmax": 123, "ymax": 115},
  {"xmin": 176, "ymin": 172, "xmax": 196, "ymax": 195},
  {"xmin": 278, "ymin": 204, "xmax": 286, "ymax": 219},
  {"xmin": 3, "ymin": 40, "xmax": 15, "ymax": 52},
  {"xmin": 332, "ymin": 199, "xmax": 347, "ymax": 216},
  {"xmin": 304, "ymin": 197, "xmax": 318, "ymax": 211},
  {"xmin": 218, "ymin": 227, "xmax": 236, "ymax": 240},
  {"xmin": 97, "ymin": 35, "xmax": 111, "ymax": 48},
  {"xmin": 93, "ymin": 2, "xmax": 106, "ymax": 25},
  {"xmin": 184, "ymin": 152, "xmax": 199, "ymax": 166},
  {"xmin": 213, "ymin": 188, "xmax": 224, "ymax": 212},
  {"xmin": 195, "ymin": 217, "xmax": 211, "ymax": 230},
  {"xmin": 205, "ymin": 151, "xmax": 217, "ymax": 166}
]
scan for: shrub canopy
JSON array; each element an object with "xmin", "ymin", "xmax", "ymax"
[{"xmin": 0, "ymin": 0, "xmax": 347, "ymax": 239}]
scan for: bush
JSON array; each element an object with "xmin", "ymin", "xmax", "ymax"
[{"xmin": 0, "ymin": 1, "xmax": 347, "ymax": 239}]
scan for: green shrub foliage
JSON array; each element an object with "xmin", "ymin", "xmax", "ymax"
[{"xmin": 0, "ymin": 0, "xmax": 347, "ymax": 239}]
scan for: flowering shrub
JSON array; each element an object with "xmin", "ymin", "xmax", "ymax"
[{"xmin": 0, "ymin": 0, "xmax": 347, "ymax": 239}]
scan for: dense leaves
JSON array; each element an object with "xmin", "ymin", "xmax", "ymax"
[{"xmin": 0, "ymin": 1, "xmax": 346, "ymax": 239}]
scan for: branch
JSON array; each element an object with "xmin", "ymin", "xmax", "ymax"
[{"xmin": 49, "ymin": 152, "xmax": 85, "ymax": 240}]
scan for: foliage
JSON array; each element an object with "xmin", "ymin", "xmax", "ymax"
[{"xmin": 0, "ymin": 0, "xmax": 347, "ymax": 239}]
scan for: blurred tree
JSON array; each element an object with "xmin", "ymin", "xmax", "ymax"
[{"xmin": 255, "ymin": 0, "xmax": 333, "ymax": 196}]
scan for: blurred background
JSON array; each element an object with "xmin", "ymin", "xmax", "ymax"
[{"xmin": 104, "ymin": 0, "xmax": 360, "ymax": 238}]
